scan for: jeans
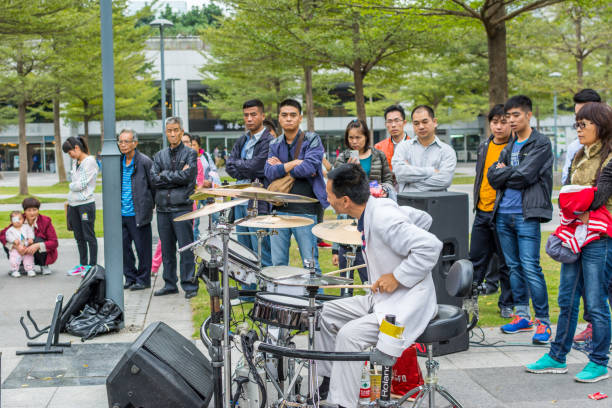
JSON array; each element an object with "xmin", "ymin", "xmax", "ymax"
[
  {"xmin": 270, "ymin": 212, "xmax": 321, "ymax": 274},
  {"xmin": 233, "ymin": 204, "xmax": 272, "ymax": 267},
  {"xmin": 157, "ymin": 211, "xmax": 198, "ymax": 293},
  {"xmin": 496, "ymin": 213, "xmax": 549, "ymax": 323},
  {"xmin": 549, "ymin": 238, "xmax": 612, "ymax": 367},
  {"xmin": 469, "ymin": 210, "xmax": 513, "ymax": 309},
  {"xmin": 122, "ymin": 216, "xmax": 152, "ymax": 286}
]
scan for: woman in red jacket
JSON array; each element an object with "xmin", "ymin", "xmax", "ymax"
[{"xmin": 1, "ymin": 197, "xmax": 58, "ymax": 275}]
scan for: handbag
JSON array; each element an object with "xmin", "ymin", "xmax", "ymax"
[{"xmin": 267, "ymin": 131, "xmax": 304, "ymax": 194}]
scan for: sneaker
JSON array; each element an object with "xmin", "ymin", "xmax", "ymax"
[
  {"xmin": 532, "ymin": 320, "xmax": 552, "ymax": 344},
  {"xmin": 80, "ymin": 265, "xmax": 92, "ymax": 276},
  {"xmin": 67, "ymin": 265, "xmax": 84, "ymax": 276},
  {"xmin": 500, "ymin": 306, "xmax": 513, "ymax": 319},
  {"xmin": 526, "ymin": 353, "xmax": 568, "ymax": 374},
  {"xmin": 41, "ymin": 265, "xmax": 51, "ymax": 275},
  {"xmin": 574, "ymin": 323, "xmax": 592, "ymax": 343},
  {"xmin": 575, "ymin": 362, "xmax": 609, "ymax": 383},
  {"xmin": 26, "ymin": 269, "xmax": 36, "ymax": 277},
  {"xmin": 500, "ymin": 315, "xmax": 533, "ymax": 334},
  {"xmin": 317, "ymin": 241, "xmax": 332, "ymax": 248},
  {"xmin": 10, "ymin": 270, "xmax": 20, "ymax": 278}
]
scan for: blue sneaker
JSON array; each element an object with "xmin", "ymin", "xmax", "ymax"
[
  {"xmin": 526, "ymin": 353, "xmax": 568, "ymax": 374},
  {"xmin": 575, "ymin": 362, "xmax": 609, "ymax": 383},
  {"xmin": 500, "ymin": 315, "xmax": 533, "ymax": 334},
  {"xmin": 532, "ymin": 320, "xmax": 552, "ymax": 344}
]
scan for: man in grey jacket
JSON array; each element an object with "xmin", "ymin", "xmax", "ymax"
[{"xmin": 315, "ymin": 164, "xmax": 442, "ymax": 407}]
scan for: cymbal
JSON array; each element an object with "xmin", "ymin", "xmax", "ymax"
[
  {"xmin": 191, "ymin": 183, "xmax": 252, "ymax": 199},
  {"xmin": 271, "ymin": 273, "xmax": 353, "ymax": 287},
  {"xmin": 191, "ymin": 186, "xmax": 318, "ymax": 204},
  {"xmin": 239, "ymin": 214, "xmax": 314, "ymax": 229},
  {"xmin": 259, "ymin": 265, "xmax": 309, "ymax": 282},
  {"xmin": 311, "ymin": 219, "xmax": 362, "ymax": 246},
  {"xmin": 173, "ymin": 199, "xmax": 248, "ymax": 221}
]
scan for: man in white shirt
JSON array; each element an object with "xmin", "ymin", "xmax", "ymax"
[{"xmin": 392, "ymin": 105, "xmax": 457, "ymax": 192}]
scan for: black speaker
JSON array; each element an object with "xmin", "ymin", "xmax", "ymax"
[
  {"xmin": 398, "ymin": 191, "xmax": 470, "ymax": 356},
  {"xmin": 106, "ymin": 321, "xmax": 213, "ymax": 408}
]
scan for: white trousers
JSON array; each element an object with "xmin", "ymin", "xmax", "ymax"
[{"xmin": 315, "ymin": 294, "xmax": 379, "ymax": 407}]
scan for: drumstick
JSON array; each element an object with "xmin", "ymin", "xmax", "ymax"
[
  {"xmin": 323, "ymin": 284, "xmax": 372, "ymax": 289},
  {"xmin": 324, "ymin": 264, "xmax": 367, "ymax": 276}
]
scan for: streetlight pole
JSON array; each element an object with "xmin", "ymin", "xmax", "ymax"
[
  {"xmin": 549, "ymin": 72, "xmax": 562, "ymax": 171},
  {"xmin": 100, "ymin": 0, "xmax": 124, "ymax": 315},
  {"xmin": 150, "ymin": 19, "xmax": 174, "ymax": 149}
]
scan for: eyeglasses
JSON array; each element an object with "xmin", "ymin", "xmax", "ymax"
[
  {"xmin": 385, "ymin": 118, "xmax": 403, "ymax": 125},
  {"xmin": 573, "ymin": 121, "xmax": 591, "ymax": 130}
]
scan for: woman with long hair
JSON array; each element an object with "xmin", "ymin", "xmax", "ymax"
[{"xmin": 62, "ymin": 136, "xmax": 99, "ymax": 275}]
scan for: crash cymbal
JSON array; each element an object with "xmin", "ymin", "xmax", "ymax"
[
  {"xmin": 173, "ymin": 199, "xmax": 248, "ymax": 222},
  {"xmin": 311, "ymin": 219, "xmax": 362, "ymax": 246},
  {"xmin": 259, "ymin": 265, "xmax": 309, "ymax": 282},
  {"xmin": 271, "ymin": 273, "xmax": 353, "ymax": 287},
  {"xmin": 191, "ymin": 186, "xmax": 318, "ymax": 204},
  {"xmin": 239, "ymin": 214, "xmax": 314, "ymax": 229}
]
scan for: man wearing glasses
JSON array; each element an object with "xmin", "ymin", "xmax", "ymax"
[
  {"xmin": 392, "ymin": 105, "xmax": 457, "ymax": 192},
  {"xmin": 117, "ymin": 129, "xmax": 155, "ymax": 291},
  {"xmin": 375, "ymin": 105, "xmax": 409, "ymax": 171}
]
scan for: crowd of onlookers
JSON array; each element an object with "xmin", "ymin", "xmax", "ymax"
[{"xmin": 3, "ymin": 88, "xmax": 611, "ymax": 383}]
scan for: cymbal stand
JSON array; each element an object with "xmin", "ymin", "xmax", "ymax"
[
  {"xmin": 340, "ymin": 245, "xmax": 358, "ymax": 297},
  {"xmin": 305, "ymin": 259, "xmax": 319, "ymax": 405}
]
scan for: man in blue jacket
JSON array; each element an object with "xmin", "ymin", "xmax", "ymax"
[
  {"xmin": 226, "ymin": 99, "xmax": 273, "ymax": 267},
  {"xmin": 118, "ymin": 129, "xmax": 155, "ymax": 291},
  {"xmin": 265, "ymin": 99, "xmax": 329, "ymax": 273}
]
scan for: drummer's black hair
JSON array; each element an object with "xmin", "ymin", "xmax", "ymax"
[{"xmin": 327, "ymin": 164, "xmax": 369, "ymax": 205}]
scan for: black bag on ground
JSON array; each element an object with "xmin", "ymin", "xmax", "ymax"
[
  {"xmin": 66, "ymin": 299, "xmax": 123, "ymax": 341},
  {"xmin": 60, "ymin": 265, "xmax": 106, "ymax": 331}
]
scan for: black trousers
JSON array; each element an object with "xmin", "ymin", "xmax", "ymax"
[
  {"xmin": 469, "ymin": 209, "xmax": 513, "ymax": 308},
  {"xmin": 32, "ymin": 236, "xmax": 47, "ymax": 266},
  {"xmin": 122, "ymin": 216, "xmax": 152, "ymax": 286},
  {"xmin": 67, "ymin": 202, "xmax": 97, "ymax": 266},
  {"xmin": 157, "ymin": 210, "xmax": 198, "ymax": 292}
]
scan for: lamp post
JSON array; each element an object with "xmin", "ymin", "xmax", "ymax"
[
  {"xmin": 550, "ymin": 72, "xmax": 562, "ymax": 171},
  {"xmin": 150, "ymin": 18, "xmax": 174, "ymax": 149}
]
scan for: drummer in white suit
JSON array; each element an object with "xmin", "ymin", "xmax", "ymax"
[{"xmin": 315, "ymin": 163, "xmax": 442, "ymax": 407}]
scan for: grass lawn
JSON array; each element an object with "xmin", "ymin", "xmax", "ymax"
[
  {"xmin": 0, "ymin": 209, "xmax": 104, "ymax": 239},
  {"xmin": 452, "ymin": 175, "xmax": 475, "ymax": 185},
  {"xmin": 0, "ymin": 182, "xmax": 103, "ymax": 195},
  {"xmin": 0, "ymin": 195, "xmax": 66, "ymax": 204},
  {"xmin": 191, "ymin": 230, "xmax": 570, "ymax": 338}
]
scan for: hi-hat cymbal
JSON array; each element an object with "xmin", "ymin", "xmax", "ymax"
[
  {"xmin": 191, "ymin": 186, "xmax": 318, "ymax": 204},
  {"xmin": 259, "ymin": 265, "xmax": 309, "ymax": 282},
  {"xmin": 173, "ymin": 199, "xmax": 248, "ymax": 222},
  {"xmin": 272, "ymin": 273, "xmax": 353, "ymax": 287},
  {"xmin": 239, "ymin": 214, "xmax": 314, "ymax": 229},
  {"xmin": 311, "ymin": 219, "xmax": 362, "ymax": 246}
]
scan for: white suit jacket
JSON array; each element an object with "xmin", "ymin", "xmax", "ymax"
[{"xmin": 361, "ymin": 196, "xmax": 442, "ymax": 356}]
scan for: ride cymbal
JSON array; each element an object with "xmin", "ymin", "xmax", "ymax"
[
  {"xmin": 311, "ymin": 219, "xmax": 362, "ymax": 246},
  {"xmin": 239, "ymin": 214, "xmax": 314, "ymax": 229},
  {"xmin": 191, "ymin": 186, "xmax": 318, "ymax": 204}
]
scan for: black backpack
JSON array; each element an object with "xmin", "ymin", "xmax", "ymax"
[{"xmin": 60, "ymin": 264, "xmax": 106, "ymax": 331}]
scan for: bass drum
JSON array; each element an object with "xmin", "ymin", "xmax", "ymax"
[{"xmin": 193, "ymin": 236, "xmax": 259, "ymax": 285}]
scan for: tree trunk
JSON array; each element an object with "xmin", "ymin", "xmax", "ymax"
[
  {"xmin": 574, "ymin": 12, "xmax": 583, "ymax": 88},
  {"xmin": 82, "ymin": 100, "xmax": 89, "ymax": 145},
  {"xmin": 53, "ymin": 92, "xmax": 67, "ymax": 183},
  {"xmin": 304, "ymin": 65, "xmax": 315, "ymax": 132},
  {"xmin": 485, "ymin": 2, "xmax": 508, "ymax": 107},
  {"xmin": 351, "ymin": 13, "xmax": 367, "ymax": 126},
  {"xmin": 18, "ymin": 101, "xmax": 28, "ymax": 195}
]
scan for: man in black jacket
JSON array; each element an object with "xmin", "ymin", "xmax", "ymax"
[
  {"xmin": 470, "ymin": 105, "xmax": 513, "ymax": 318},
  {"xmin": 150, "ymin": 117, "xmax": 199, "ymax": 299},
  {"xmin": 118, "ymin": 129, "xmax": 155, "ymax": 291},
  {"xmin": 226, "ymin": 99, "xmax": 273, "ymax": 267},
  {"xmin": 488, "ymin": 95, "xmax": 553, "ymax": 344}
]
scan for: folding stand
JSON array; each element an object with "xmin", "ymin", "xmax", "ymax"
[{"xmin": 16, "ymin": 294, "xmax": 71, "ymax": 355}]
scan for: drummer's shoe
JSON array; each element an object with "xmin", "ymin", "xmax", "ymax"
[
  {"xmin": 185, "ymin": 290, "xmax": 198, "ymax": 299},
  {"xmin": 154, "ymin": 287, "xmax": 179, "ymax": 296},
  {"xmin": 318, "ymin": 376, "xmax": 330, "ymax": 400}
]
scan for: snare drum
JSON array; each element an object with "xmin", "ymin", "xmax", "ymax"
[
  {"xmin": 250, "ymin": 292, "xmax": 321, "ymax": 332},
  {"xmin": 194, "ymin": 236, "xmax": 259, "ymax": 284}
]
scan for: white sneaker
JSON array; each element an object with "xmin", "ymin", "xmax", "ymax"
[
  {"xmin": 41, "ymin": 265, "xmax": 52, "ymax": 275},
  {"xmin": 26, "ymin": 269, "xmax": 36, "ymax": 277},
  {"xmin": 10, "ymin": 270, "xmax": 20, "ymax": 278}
]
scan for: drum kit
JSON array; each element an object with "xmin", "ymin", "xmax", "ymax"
[{"xmin": 176, "ymin": 183, "xmax": 370, "ymax": 408}]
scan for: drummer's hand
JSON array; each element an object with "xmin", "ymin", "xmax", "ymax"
[
  {"xmin": 372, "ymin": 273, "xmax": 400, "ymax": 294},
  {"xmin": 332, "ymin": 254, "xmax": 339, "ymax": 266},
  {"xmin": 268, "ymin": 157, "xmax": 282, "ymax": 166}
]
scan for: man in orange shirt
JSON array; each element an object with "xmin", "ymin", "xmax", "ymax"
[
  {"xmin": 469, "ymin": 104, "xmax": 513, "ymax": 318},
  {"xmin": 374, "ymin": 105, "xmax": 409, "ymax": 171}
]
